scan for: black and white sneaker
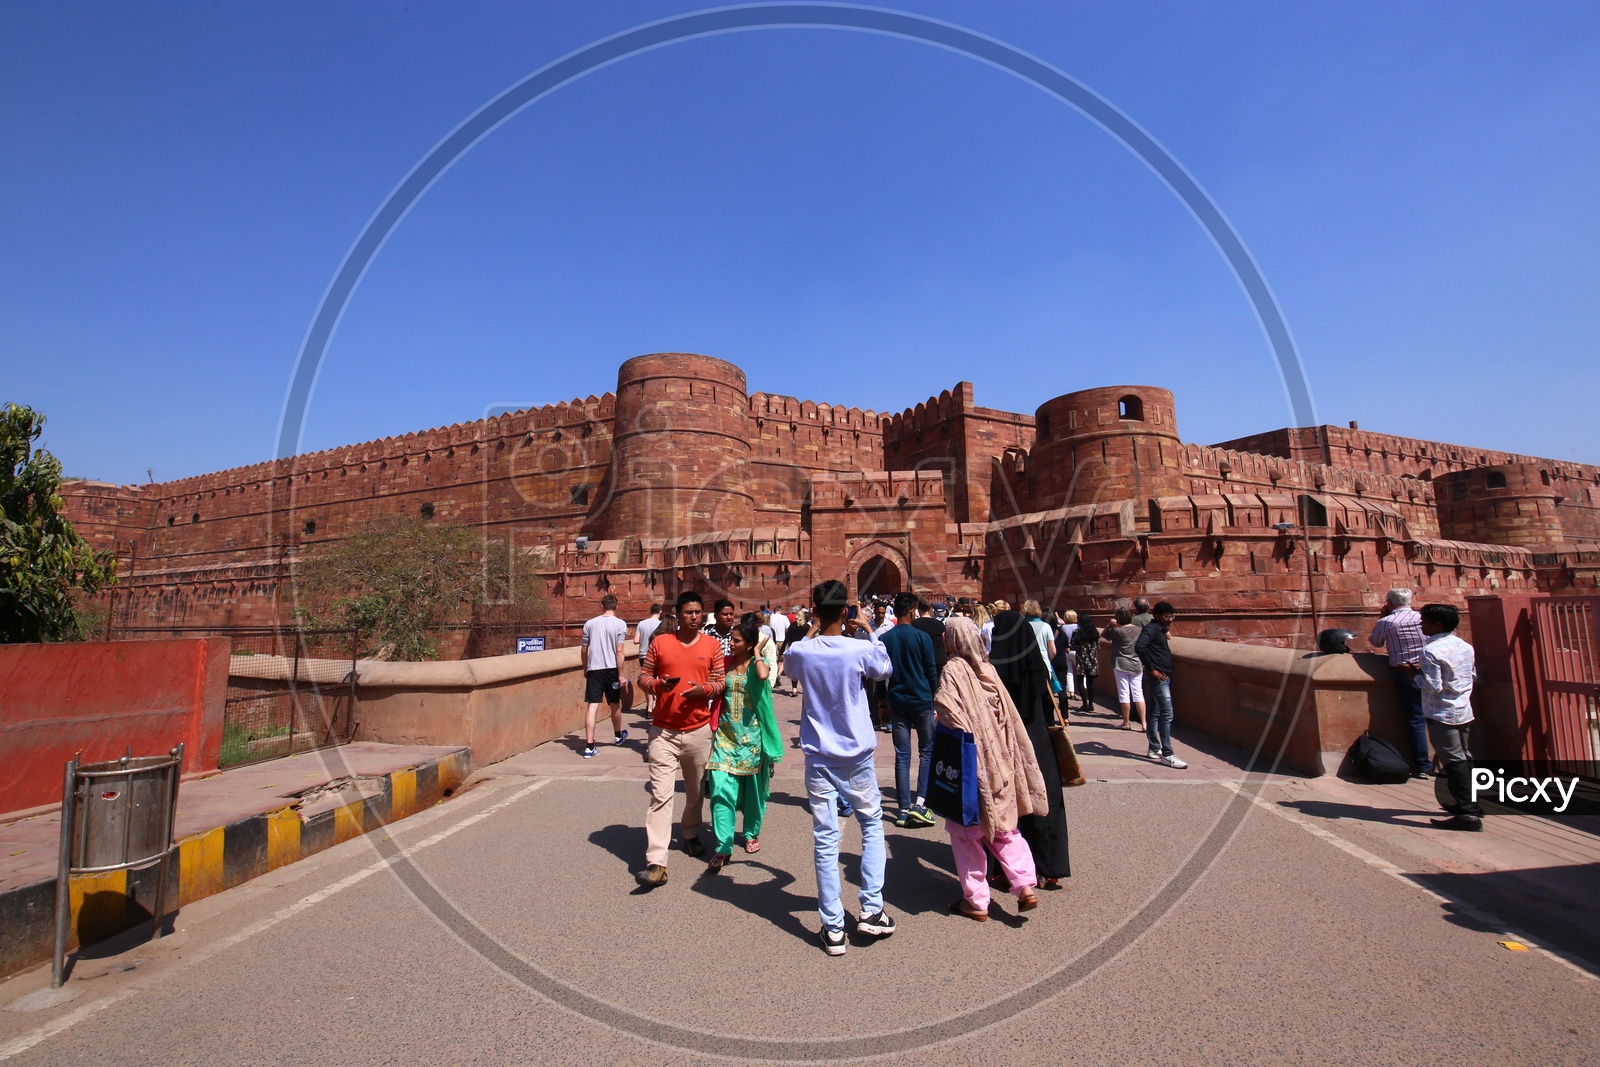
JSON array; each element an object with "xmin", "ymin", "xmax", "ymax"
[
  {"xmin": 820, "ymin": 928, "xmax": 847, "ymax": 956},
  {"xmin": 615, "ymin": 730, "xmax": 629, "ymax": 745},
  {"xmin": 856, "ymin": 911, "xmax": 897, "ymax": 937},
  {"xmin": 582, "ymin": 745, "xmax": 597, "ymax": 759}
]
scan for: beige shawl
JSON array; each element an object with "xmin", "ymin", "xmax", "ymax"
[{"xmin": 934, "ymin": 617, "xmax": 1049, "ymax": 837}]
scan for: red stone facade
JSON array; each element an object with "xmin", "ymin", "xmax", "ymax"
[{"xmin": 63, "ymin": 352, "xmax": 1600, "ymax": 652}]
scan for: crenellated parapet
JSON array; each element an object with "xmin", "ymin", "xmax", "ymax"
[
  {"xmin": 806, "ymin": 469, "xmax": 945, "ymax": 509},
  {"xmin": 748, "ymin": 391, "xmax": 885, "ymax": 476}
]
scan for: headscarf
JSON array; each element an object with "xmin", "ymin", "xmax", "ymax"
[{"xmin": 935, "ymin": 618, "xmax": 1047, "ymax": 836}]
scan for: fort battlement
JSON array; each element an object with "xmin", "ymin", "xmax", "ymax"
[
  {"xmin": 807, "ymin": 469, "xmax": 945, "ymax": 508},
  {"xmin": 66, "ymin": 353, "xmax": 1597, "ymax": 651}
]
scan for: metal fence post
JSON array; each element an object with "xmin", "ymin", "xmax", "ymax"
[{"xmin": 51, "ymin": 757, "xmax": 78, "ymax": 989}]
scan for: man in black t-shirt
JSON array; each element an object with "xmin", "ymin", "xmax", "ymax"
[{"xmin": 910, "ymin": 596, "xmax": 947, "ymax": 676}]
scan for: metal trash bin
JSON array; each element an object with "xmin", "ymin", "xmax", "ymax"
[{"xmin": 53, "ymin": 744, "xmax": 184, "ymax": 988}]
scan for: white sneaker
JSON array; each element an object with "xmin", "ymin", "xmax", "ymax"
[
  {"xmin": 1161, "ymin": 754, "xmax": 1188, "ymax": 769},
  {"xmin": 1146, "ymin": 749, "xmax": 1161, "ymax": 761}
]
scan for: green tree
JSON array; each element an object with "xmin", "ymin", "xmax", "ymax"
[
  {"xmin": 295, "ymin": 515, "xmax": 547, "ymax": 661},
  {"xmin": 0, "ymin": 404, "xmax": 117, "ymax": 643}
]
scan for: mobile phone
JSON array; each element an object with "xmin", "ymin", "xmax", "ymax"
[
  {"xmin": 661, "ymin": 676, "xmax": 680, "ymax": 688},
  {"xmin": 847, "ymin": 606, "xmax": 859, "ymax": 620}
]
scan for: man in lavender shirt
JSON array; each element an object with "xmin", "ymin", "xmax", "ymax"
[{"xmin": 782, "ymin": 579, "xmax": 897, "ymax": 956}]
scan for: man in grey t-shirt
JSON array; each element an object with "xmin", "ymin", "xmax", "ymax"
[{"xmin": 581, "ymin": 594, "xmax": 630, "ymax": 758}]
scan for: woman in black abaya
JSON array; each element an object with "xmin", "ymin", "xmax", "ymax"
[{"xmin": 987, "ymin": 609, "xmax": 1071, "ymax": 888}]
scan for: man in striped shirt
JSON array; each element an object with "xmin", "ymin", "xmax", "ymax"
[{"xmin": 1369, "ymin": 587, "xmax": 1430, "ymax": 778}]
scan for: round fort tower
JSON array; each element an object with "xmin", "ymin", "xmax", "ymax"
[
  {"xmin": 598, "ymin": 353, "xmax": 755, "ymax": 541},
  {"xmin": 1026, "ymin": 385, "xmax": 1187, "ymax": 510},
  {"xmin": 1435, "ymin": 463, "xmax": 1567, "ymax": 550}
]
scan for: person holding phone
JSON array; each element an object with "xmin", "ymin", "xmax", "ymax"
[
  {"xmin": 781, "ymin": 580, "xmax": 897, "ymax": 955},
  {"xmin": 634, "ymin": 590, "xmax": 725, "ymax": 888}
]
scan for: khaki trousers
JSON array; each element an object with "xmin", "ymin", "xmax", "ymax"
[{"xmin": 644, "ymin": 724, "xmax": 713, "ymax": 867}]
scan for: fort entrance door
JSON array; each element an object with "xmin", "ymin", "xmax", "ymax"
[{"xmin": 856, "ymin": 556, "xmax": 902, "ymax": 600}]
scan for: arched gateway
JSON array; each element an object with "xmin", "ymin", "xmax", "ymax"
[{"xmin": 856, "ymin": 555, "xmax": 902, "ymax": 600}]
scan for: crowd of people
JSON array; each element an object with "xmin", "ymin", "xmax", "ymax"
[
  {"xmin": 575, "ymin": 582, "xmax": 1184, "ymax": 956},
  {"xmin": 573, "ymin": 579, "xmax": 1482, "ymax": 955}
]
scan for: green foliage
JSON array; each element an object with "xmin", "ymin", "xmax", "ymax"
[
  {"xmin": 294, "ymin": 515, "xmax": 547, "ymax": 661},
  {"xmin": 0, "ymin": 404, "xmax": 117, "ymax": 643}
]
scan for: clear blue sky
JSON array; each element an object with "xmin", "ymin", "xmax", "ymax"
[{"xmin": 4, "ymin": 1, "xmax": 1597, "ymax": 485}]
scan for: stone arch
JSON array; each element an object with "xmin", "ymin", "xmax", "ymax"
[{"xmin": 846, "ymin": 540, "xmax": 909, "ymax": 600}]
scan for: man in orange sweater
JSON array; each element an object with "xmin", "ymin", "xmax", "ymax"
[{"xmin": 634, "ymin": 590, "xmax": 725, "ymax": 888}]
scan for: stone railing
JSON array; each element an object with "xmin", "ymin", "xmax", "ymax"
[
  {"xmin": 1097, "ymin": 636, "xmax": 1407, "ymax": 776},
  {"xmin": 229, "ymin": 643, "xmax": 639, "ymax": 768}
]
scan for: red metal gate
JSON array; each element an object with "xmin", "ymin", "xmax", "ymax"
[{"xmin": 1530, "ymin": 596, "xmax": 1600, "ymax": 764}]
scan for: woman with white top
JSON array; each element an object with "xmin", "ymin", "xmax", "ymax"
[{"xmin": 1104, "ymin": 605, "xmax": 1146, "ymax": 731}]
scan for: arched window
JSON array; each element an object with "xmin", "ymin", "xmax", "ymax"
[{"xmin": 1118, "ymin": 395, "xmax": 1144, "ymax": 421}]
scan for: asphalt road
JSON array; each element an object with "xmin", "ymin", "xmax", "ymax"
[{"xmin": 1, "ymin": 696, "xmax": 1595, "ymax": 1066}]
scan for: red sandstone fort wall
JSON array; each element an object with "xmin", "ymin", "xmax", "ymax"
[
  {"xmin": 881, "ymin": 383, "xmax": 1035, "ymax": 524},
  {"xmin": 63, "ymin": 393, "xmax": 620, "ymax": 632},
  {"xmin": 748, "ymin": 391, "xmax": 886, "ymax": 526},
  {"xmin": 59, "ymin": 356, "xmax": 1599, "ymax": 655}
]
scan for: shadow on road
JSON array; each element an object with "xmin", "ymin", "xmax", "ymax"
[
  {"xmin": 1416, "ymin": 864, "xmax": 1600, "ymax": 978},
  {"xmin": 689, "ymin": 859, "xmax": 815, "ymax": 943},
  {"xmin": 1279, "ymin": 799, "xmax": 1437, "ymax": 826}
]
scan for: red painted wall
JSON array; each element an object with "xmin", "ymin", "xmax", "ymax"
[{"xmin": 0, "ymin": 638, "xmax": 229, "ymax": 815}]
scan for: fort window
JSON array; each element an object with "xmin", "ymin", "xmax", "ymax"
[
  {"xmin": 167, "ymin": 516, "xmax": 175, "ymax": 526},
  {"xmin": 1486, "ymin": 471, "xmax": 1507, "ymax": 490},
  {"xmin": 1036, "ymin": 412, "xmax": 1050, "ymax": 439},
  {"xmin": 1298, "ymin": 495, "xmax": 1328, "ymax": 527},
  {"xmin": 1540, "ymin": 470, "xmax": 1551, "ymax": 486},
  {"xmin": 1118, "ymin": 395, "xmax": 1144, "ymax": 421},
  {"xmin": 419, "ymin": 502, "xmax": 435, "ymax": 519},
  {"xmin": 190, "ymin": 512, "xmax": 200, "ymax": 524},
  {"xmin": 570, "ymin": 484, "xmax": 590, "ymax": 506},
  {"xmin": 303, "ymin": 519, "xmax": 316, "ymax": 536}
]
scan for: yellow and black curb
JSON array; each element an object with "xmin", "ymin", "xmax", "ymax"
[{"xmin": 0, "ymin": 748, "xmax": 469, "ymax": 979}]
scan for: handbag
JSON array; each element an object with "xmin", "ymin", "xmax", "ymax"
[
  {"xmin": 924, "ymin": 722, "xmax": 982, "ymax": 826},
  {"xmin": 1048, "ymin": 706, "xmax": 1087, "ymax": 788}
]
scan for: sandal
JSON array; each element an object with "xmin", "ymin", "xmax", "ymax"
[
  {"xmin": 707, "ymin": 854, "xmax": 727, "ymax": 873},
  {"xmin": 949, "ymin": 900, "xmax": 989, "ymax": 922},
  {"xmin": 1039, "ymin": 878, "xmax": 1063, "ymax": 891},
  {"xmin": 1018, "ymin": 888, "xmax": 1039, "ymax": 912},
  {"xmin": 743, "ymin": 837, "xmax": 761, "ymax": 854}
]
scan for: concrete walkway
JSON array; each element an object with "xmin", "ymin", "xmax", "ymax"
[{"xmin": 0, "ymin": 695, "xmax": 1594, "ymax": 1065}]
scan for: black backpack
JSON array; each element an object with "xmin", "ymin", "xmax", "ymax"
[{"xmin": 1349, "ymin": 731, "xmax": 1411, "ymax": 784}]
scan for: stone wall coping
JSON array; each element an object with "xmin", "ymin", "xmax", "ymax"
[
  {"xmin": 229, "ymin": 642, "xmax": 638, "ymax": 689},
  {"xmin": 1168, "ymin": 635, "xmax": 1388, "ymax": 686}
]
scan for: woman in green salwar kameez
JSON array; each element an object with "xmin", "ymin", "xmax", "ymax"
[{"xmin": 707, "ymin": 615, "xmax": 784, "ymax": 871}]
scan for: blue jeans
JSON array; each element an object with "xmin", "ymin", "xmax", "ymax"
[
  {"xmin": 1145, "ymin": 676, "xmax": 1174, "ymax": 757},
  {"xmin": 889, "ymin": 704, "xmax": 934, "ymax": 812},
  {"xmin": 805, "ymin": 755, "xmax": 886, "ymax": 932},
  {"xmin": 1390, "ymin": 667, "xmax": 1430, "ymax": 772}
]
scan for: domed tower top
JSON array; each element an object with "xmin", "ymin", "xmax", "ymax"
[
  {"xmin": 595, "ymin": 353, "xmax": 755, "ymax": 541},
  {"xmin": 1026, "ymin": 385, "xmax": 1185, "ymax": 511}
]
